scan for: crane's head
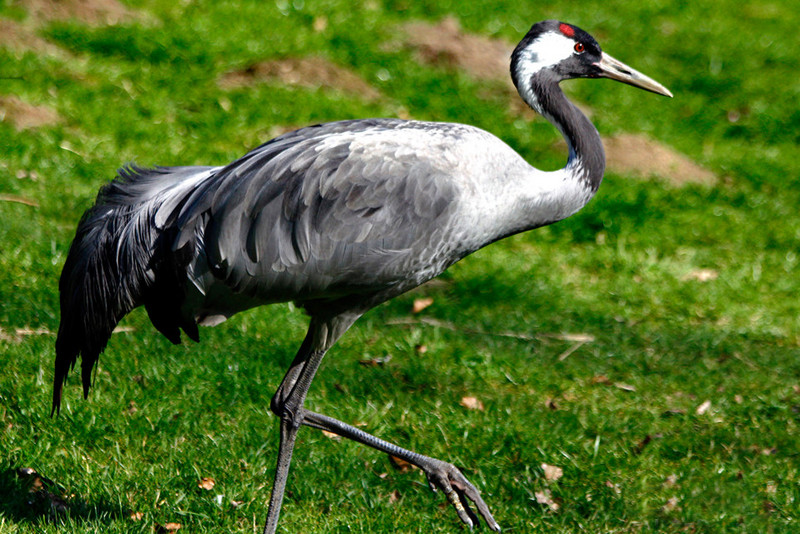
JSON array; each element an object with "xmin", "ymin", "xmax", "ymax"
[{"xmin": 511, "ymin": 20, "xmax": 672, "ymax": 109}]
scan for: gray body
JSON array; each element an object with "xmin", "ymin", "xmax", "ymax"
[
  {"xmin": 55, "ymin": 117, "xmax": 591, "ymax": 385},
  {"xmin": 54, "ymin": 20, "xmax": 671, "ymax": 533},
  {"xmin": 178, "ymin": 119, "xmax": 583, "ymax": 324}
]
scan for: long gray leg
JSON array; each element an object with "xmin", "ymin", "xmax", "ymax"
[
  {"xmin": 261, "ymin": 414, "xmax": 302, "ymax": 534},
  {"xmin": 262, "ymin": 314, "xmax": 358, "ymax": 534},
  {"xmin": 262, "ymin": 313, "xmax": 500, "ymax": 533}
]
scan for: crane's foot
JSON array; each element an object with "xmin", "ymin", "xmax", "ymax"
[
  {"xmin": 421, "ymin": 458, "xmax": 501, "ymax": 531},
  {"xmin": 300, "ymin": 410, "xmax": 501, "ymax": 530}
]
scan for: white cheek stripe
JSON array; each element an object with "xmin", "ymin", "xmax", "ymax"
[
  {"xmin": 519, "ymin": 32, "xmax": 576, "ymax": 73},
  {"xmin": 513, "ymin": 32, "xmax": 576, "ymax": 112}
]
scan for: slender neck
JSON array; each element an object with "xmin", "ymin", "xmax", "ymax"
[{"xmin": 521, "ymin": 72, "xmax": 606, "ymax": 193}]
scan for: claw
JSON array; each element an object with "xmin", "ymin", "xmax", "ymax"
[
  {"xmin": 422, "ymin": 460, "xmax": 501, "ymax": 531},
  {"xmin": 445, "ymin": 485, "xmax": 474, "ymax": 528}
]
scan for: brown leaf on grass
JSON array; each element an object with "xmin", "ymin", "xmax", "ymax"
[
  {"xmin": 604, "ymin": 480, "xmax": 622, "ymax": 494},
  {"xmin": 154, "ymin": 523, "xmax": 182, "ymax": 533},
  {"xmin": 590, "ymin": 375, "xmax": 610, "ymax": 385},
  {"xmin": 389, "ymin": 455, "xmax": 417, "ymax": 473},
  {"xmin": 358, "ymin": 354, "xmax": 392, "ymax": 367},
  {"xmin": 130, "ymin": 511, "xmax": 143, "ymax": 521},
  {"xmin": 412, "ymin": 297, "xmax": 434, "ymax": 314},
  {"xmin": 614, "ymin": 383, "xmax": 636, "ymax": 392},
  {"xmin": 460, "ymin": 396, "xmax": 484, "ymax": 411},
  {"xmin": 633, "ymin": 434, "xmax": 663, "ymax": 455},
  {"xmin": 682, "ymin": 269, "xmax": 719, "ymax": 282},
  {"xmin": 15, "ymin": 169, "xmax": 39, "ymax": 181},
  {"xmin": 313, "ymin": 16, "xmax": 328, "ymax": 32},
  {"xmin": 198, "ymin": 477, "xmax": 215, "ymax": 490},
  {"xmin": 541, "ymin": 463, "xmax": 563, "ymax": 482},
  {"xmin": 695, "ymin": 400, "xmax": 712, "ymax": 415},
  {"xmin": 415, "ymin": 344, "xmax": 428, "ymax": 354},
  {"xmin": 534, "ymin": 489, "xmax": 560, "ymax": 512},
  {"xmin": 544, "ymin": 398, "xmax": 559, "ymax": 411},
  {"xmin": 388, "ymin": 490, "xmax": 401, "ymax": 503},
  {"xmin": 321, "ymin": 430, "xmax": 341, "ymax": 441},
  {"xmin": 231, "ymin": 499, "xmax": 245, "ymax": 507},
  {"xmin": 664, "ymin": 474, "xmax": 679, "ymax": 488},
  {"xmin": 662, "ymin": 496, "xmax": 680, "ymax": 513}
]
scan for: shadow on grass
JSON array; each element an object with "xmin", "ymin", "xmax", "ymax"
[{"xmin": 0, "ymin": 466, "xmax": 126, "ymax": 526}]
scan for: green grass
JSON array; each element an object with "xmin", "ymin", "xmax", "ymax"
[{"xmin": 2, "ymin": 0, "xmax": 799, "ymax": 532}]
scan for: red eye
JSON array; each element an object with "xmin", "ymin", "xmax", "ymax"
[{"xmin": 574, "ymin": 42, "xmax": 585, "ymax": 53}]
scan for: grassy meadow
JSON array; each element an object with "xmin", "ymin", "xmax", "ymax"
[{"xmin": 1, "ymin": 0, "xmax": 799, "ymax": 532}]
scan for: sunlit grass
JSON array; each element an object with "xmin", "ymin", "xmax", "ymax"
[{"xmin": 1, "ymin": 0, "xmax": 799, "ymax": 532}]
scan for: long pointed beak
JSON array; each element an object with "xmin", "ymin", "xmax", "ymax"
[{"xmin": 596, "ymin": 53, "xmax": 673, "ymax": 97}]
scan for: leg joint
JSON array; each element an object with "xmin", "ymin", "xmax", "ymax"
[
  {"xmin": 270, "ymin": 390, "xmax": 304, "ymax": 430},
  {"xmin": 269, "ymin": 391, "xmax": 284, "ymax": 417}
]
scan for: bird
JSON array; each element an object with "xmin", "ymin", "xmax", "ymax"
[{"xmin": 53, "ymin": 20, "xmax": 671, "ymax": 533}]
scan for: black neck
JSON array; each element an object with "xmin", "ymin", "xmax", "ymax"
[{"xmin": 527, "ymin": 73, "xmax": 606, "ymax": 193}]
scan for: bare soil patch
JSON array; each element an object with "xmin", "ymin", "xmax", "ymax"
[
  {"xmin": 0, "ymin": 95, "xmax": 61, "ymax": 130},
  {"xmin": 2, "ymin": 0, "xmax": 140, "ymax": 55},
  {"xmin": 605, "ymin": 134, "xmax": 717, "ymax": 186},
  {"xmin": 0, "ymin": 18, "xmax": 62, "ymax": 55},
  {"xmin": 402, "ymin": 16, "xmax": 513, "ymax": 81},
  {"xmin": 219, "ymin": 57, "xmax": 382, "ymax": 102},
  {"xmin": 16, "ymin": 0, "xmax": 137, "ymax": 25},
  {"xmin": 400, "ymin": 17, "xmax": 540, "ymax": 120}
]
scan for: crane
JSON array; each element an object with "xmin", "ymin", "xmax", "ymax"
[{"xmin": 53, "ymin": 20, "xmax": 671, "ymax": 532}]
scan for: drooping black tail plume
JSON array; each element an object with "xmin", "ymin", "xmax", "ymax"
[{"xmin": 53, "ymin": 165, "xmax": 213, "ymax": 415}]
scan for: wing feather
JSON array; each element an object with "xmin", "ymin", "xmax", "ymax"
[{"xmin": 171, "ymin": 120, "xmax": 469, "ymax": 305}]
